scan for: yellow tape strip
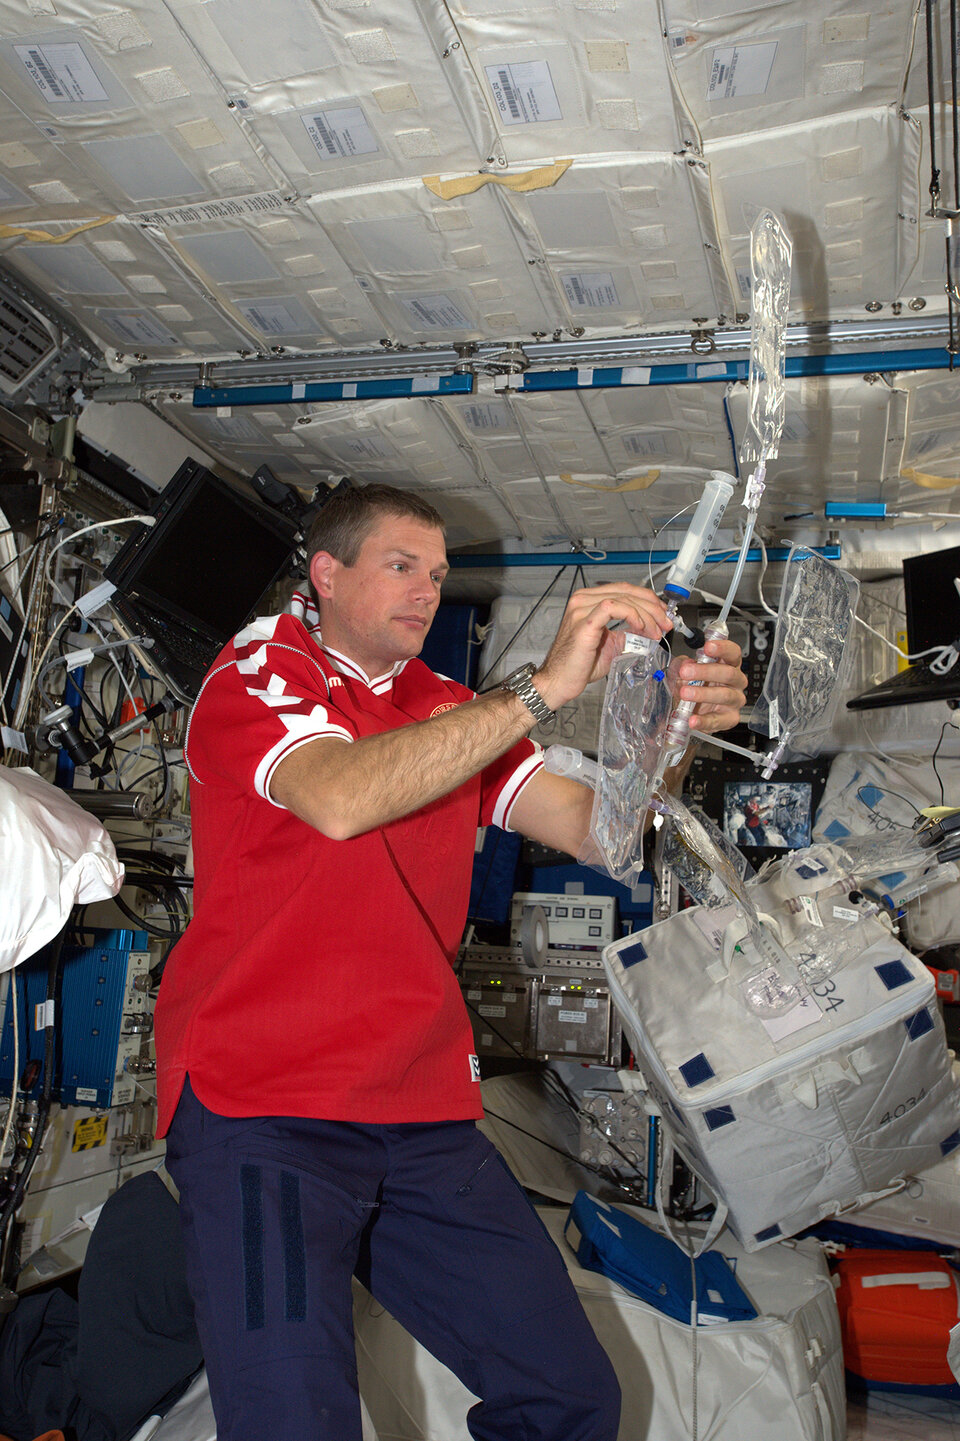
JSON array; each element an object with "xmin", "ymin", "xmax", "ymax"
[
  {"xmin": 422, "ymin": 160, "xmax": 572, "ymax": 200},
  {"xmin": 900, "ymin": 465, "xmax": 960, "ymax": 490},
  {"xmin": 559, "ymin": 470, "xmax": 661, "ymax": 492},
  {"xmin": 0, "ymin": 215, "xmax": 118, "ymax": 244}
]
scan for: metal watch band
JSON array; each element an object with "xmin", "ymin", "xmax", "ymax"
[{"xmin": 500, "ymin": 662, "xmax": 556, "ymax": 725}]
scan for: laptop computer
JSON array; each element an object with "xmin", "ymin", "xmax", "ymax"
[
  {"xmin": 103, "ymin": 459, "xmax": 298, "ymax": 702},
  {"xmin": 847, "ymin": 543, "xmax": 960, "ymax": 711}
]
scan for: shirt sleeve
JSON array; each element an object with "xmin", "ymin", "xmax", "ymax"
[
  {"xmin": 186, "ymin": 624, "xmax": 355, "ymax": 806},
  {"xmin": 479, "ymin": 735, "xmax": 544, "ymax": 831}
]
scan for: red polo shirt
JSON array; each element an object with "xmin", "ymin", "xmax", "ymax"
[{"xmin": 154, "ymin": 612, "xmax": 542, "ymax": 1135}]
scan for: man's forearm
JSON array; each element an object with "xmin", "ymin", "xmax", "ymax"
[
  {"xmin": 513, "ymin": 741, "xmax": 697, "ymax": 858},
  {"xmin": 270, "ymin": 686, "xmax": 537, "ymax": 839}
]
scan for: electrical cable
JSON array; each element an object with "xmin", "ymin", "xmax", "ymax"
[
  {"xmin": 646, "ymin": 503, "xmax": 697, "ymax": 595},
  {"xmin": 933, "ymin": 719, "xmax": 952, "ymax": 806},
  {"xmin": 855, "ymin": 783, "xmax": 923, "ymax": 826},
  {"xmin": 111, "ymin": 891, "xmax": 184, "ymax": 941},
  {"xmin": 37, "ymin": 635, "xmax": 143, "ymax": 711},
  {"xmin": 42, "ymin": 514, "xmax": 155, "ymax": 594},
  {"xmin": 0, "ymin": 932, "xmax": 65, "ymax": 1289},
  {"xmin": 5, "ymin": 531, "xmax": 60, "ymax": 733},
  {"xmin": 475, "ymin": 567, "xmax": 567, "ymax": 689},
  {"xmin": 482, "ymin": 1109, "xmax": 648, "ymax": 1205},
  {"xmin": 721, "ymin": 389, "xmax": 742, "ymax": 481},
  {"xmin": 926, "ymin": 0, "xmax": 941, "ymax": 208},
  {"xmin": 854, "ymin": 615, "xmax": 959, "ymax": 674},
  {"xmin": 0, "ymin": 542, "xmax": 36, "ymax": 581}
]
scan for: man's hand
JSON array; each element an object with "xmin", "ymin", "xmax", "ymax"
[
  {"xmin": 532, "ymin": 582, "xmax": 671, "ymax": 713},
  {"xmin": 667, "ymin": 636, "xmax": 748, "ymax": 735},
  {"xmin": 513, "ymin": 635, "xmax": 749, "ymax": 857}
]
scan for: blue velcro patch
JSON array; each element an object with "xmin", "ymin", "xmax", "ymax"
[
  {"xmin": 877, "ymin": 871, "xmax": 907, "ymax": 889},
  {"xmin": 823, "ymin": 819, "xmax": 850, "ymax": 840},
  {"xmin": 280, "ymin": 1170, "xmax": 306, "ymax": 1323},
  {"xmin": 941, "ymin": 1131, "xmax": 960, "ymax": 1157},
  {"xmin": 620, "ymin": 939, "xmax": 647, "ymax": 968},
  {"xmin": 240, "ymin": 1164, "xmax": 265, "ymax": 1331},
  {"xmin": 679, "ymin": 1052, "xmax": 715, "ymax": 1088},
  {"xmin": 859, "ymin": 784, "xmax": 884, "ymax": 809},
  {"xmin": 703, "ymin": 1106, "xmax": 736, "ymax": 1131},
  {"xmin": 904, "ymin": 1008, "xmax": 935, "ymax": 1041},
  {"xmin": 754, "ymin": 1224, "xmax": 782, "ymax": 1243},
  {"xmin": 875, "ymin": 960, "xmax": 913, "ymax": 991}
]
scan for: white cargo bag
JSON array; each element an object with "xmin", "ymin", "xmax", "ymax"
[
  {"xmin": 354, "ymin": 1207, "xmax": 845, "ymax": 1441},
  {"xmin": 603, "ymin": 908, "xmax": 960, "ymax": 1250}
]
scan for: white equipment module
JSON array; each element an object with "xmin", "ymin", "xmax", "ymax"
[
  {"xmin": 510, "ymin": 892, "xmax": 616, "ymax": 952},
  {"xmin": 602, "ymin": 908, "xmax": 960, "ymax": 1250}
]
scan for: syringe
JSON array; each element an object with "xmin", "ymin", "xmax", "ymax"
[
  {"xmin": 653, "ymin": 472, "xmax": 737, "ymax": 766},
  {"xmin": 661, "ymin": 470, "xmax": 735, "ymax": 626}
]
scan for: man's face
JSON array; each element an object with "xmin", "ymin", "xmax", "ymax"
[{"xmin": 310, "ymin": 515, "xmax": 448, "ymax": 677}]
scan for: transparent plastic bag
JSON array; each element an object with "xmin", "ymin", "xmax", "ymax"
[
  {"xmin": 785, "ymin": 913, "xmax": 874, "ymax": 987},
  {"xmin": 660, "ymin": 796, "xmax": 756, "ymax": 913},
  {"xmin": 750, "ymin": 546, "xmax": 860, "ymax": 765},
  {"xmin": 656, "ymin": 796, "xmax": 806, "ymax": 1018},
  {"xmin": 739, "ymin": 209, "xmax": 792, "ymax": 472},
  {"xmin": 771, "ymin": 833, "xmax": 934, "ymax": 909},
  {"xmin": 583, "ymin": 634, "xmax": 673, "ymax": 883}
]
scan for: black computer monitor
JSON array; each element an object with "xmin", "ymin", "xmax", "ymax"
[
  {"xmin": 903, "ymin": 543, "xmax": 960, "ymax": 655},
  {"xmin": 105, "ymin": 458, "xmax": 297, "ymax": 642},
  {"xmin": 847, "ymin": 542, "xmax": 960, "ymax": 711}
]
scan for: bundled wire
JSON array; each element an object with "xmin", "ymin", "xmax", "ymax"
[{"xmin": 110, "ymin": 849, "xmax": 192, "ymax": 942}]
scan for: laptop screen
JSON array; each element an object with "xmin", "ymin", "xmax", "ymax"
[
  {"xmin": 106, "ymin": 459, "xmax": 297, "ymax": 641},
  {"xmin": 904, "ymin": 543, "xmax": 960, "ymax": 655}
]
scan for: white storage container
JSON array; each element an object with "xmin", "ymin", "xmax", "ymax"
[{"xmin": 602, "ymin": 908, "xmax": 960, "ymax": 1250}]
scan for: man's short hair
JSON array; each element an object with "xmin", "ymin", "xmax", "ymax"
[{"xmin": 307, "ymin": 483, "xmax": 445, "ymax": 571}]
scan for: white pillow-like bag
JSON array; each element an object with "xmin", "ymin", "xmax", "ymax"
[{"xmin": 0, "ymin": 765, "xmax": 124, "ymax": 971}]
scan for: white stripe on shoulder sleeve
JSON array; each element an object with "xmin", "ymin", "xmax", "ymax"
[
  {"xmin": 491, "ymin": 748, "xmax": 545, "ymax": 831},
  {"xmin": 255, "ymin": 722, "xmax": 353, "ymax": 806}
]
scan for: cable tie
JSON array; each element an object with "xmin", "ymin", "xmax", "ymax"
[{"xmin": 77, "ymin": 580, "xmax": 116, "ymax": 619}]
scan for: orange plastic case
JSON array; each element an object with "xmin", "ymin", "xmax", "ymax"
[{"xmin": 833, "ymin": 1249, "xmax": 960, "ymax": 1388}]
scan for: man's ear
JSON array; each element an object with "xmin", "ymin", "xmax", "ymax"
[{"xmin": 310, "ymin": 550, "xmax": 338, "ymax": 600}]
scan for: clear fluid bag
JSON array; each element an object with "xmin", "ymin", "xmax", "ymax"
[
  {"xmin": 582, "ymin": 635, "xmax": 673, "ymax": 883},
  {"xmin": 785, "ymin": 914, "xmax": 873, "ymax": 987},
  {"xmin": 658, "ymin": 795, "xmax": 807, "ymax": 1018},
  {"xmin": 660, "ymin": 795, "xmax": 757, "ymax": 913},
  {"xmin": 739, "ymin": 209, "xmax": 792, "ymax": 473},
  {"xmin": 750, "ymin": 546, "xmax": 860, "ymax": 763}
]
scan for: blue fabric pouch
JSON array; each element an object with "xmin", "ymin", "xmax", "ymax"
[{"xmin": 564, "ymin": 1191, "xmax": 758, "ymax": 1326}]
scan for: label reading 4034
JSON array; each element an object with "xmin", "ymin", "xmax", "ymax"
[{"xmin": 879, "ymin": 1089, "xmax": 926, "ymax": 1127}]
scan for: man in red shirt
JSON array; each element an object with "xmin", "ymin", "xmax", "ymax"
[{"xmin": 156, "ymin": 483, "xmax": 747, "ymax": 1441}]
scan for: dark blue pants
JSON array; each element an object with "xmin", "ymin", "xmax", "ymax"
[{"xmin": 165, "ymin": 1080, "xmax": 621, "ymax": 1441}]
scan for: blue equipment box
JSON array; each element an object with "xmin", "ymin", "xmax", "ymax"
[
  {"xmin": 419, "ymin": 604, "xmax": 484, "ymax": 689},
  {"xmin": 0, "ymin": 928, "xmax": 152, "ymax": 1110}
]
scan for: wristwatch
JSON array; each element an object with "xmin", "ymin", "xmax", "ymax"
[{"xmin": 500, "ymin": 661, "xmax": 556, "ymax": 725}]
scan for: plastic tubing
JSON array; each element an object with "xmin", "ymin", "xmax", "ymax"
[{"xmin": 716, "ymin": 506, "xmax": 758, "ymax": 626}]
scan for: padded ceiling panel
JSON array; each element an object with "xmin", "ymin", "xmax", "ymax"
[{"xmin": 0, "ymin": 0, "xmax": 958, "ymax": 558}]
